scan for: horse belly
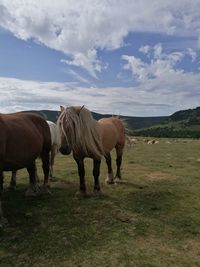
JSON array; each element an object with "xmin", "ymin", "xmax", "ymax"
[
  {"xmin": 3, "ymin": 130, "xmax": 43, "ymax": 171},
  {"xmin": 2, "ymin": 149, "xmax": 39, "ymax": 171},
  {"xmin": 3, "ymin": 160, "xmax": 34, "ymax": 171}
]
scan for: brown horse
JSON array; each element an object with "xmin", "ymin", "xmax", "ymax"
[
  {"xmin": 8, "ymin": 120, "xmax": 61, "ymax": 189},
  {"xmin": 0, "ymin": 112, "xmax": 51, "ymax": 226},
  {"xmin": 57, "ymin": 106, "xmax": 126, "ymax": 197}
]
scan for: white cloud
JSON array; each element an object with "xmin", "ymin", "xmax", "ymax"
[
  {"xmin": 0, "ymin": 0, "xmax": 200, "ymax": 76},
  {"xmin": 122, "ymin": 43, "xmax": 184, "ymax": 81},
  {"xmin": 154, "ymin": 43, "xmax": 163, "ymax": 59},
  {"xmin": 187, "ymin": 48, "xmax": 197, "ymax": 62},
  {"xmin": 61, "ymin": 49, "xmax": 101, "ymax": 78},
  {"xmin": 63, "ymin": 68, "xmax": 92, "ymax": 85},
  {"xmin": 0, "ymin": 75, "xmax": 199, "ymax": 116},
  {"xmin": 122, "ymin": 55, "xmax": 148, "ymax": 80},
  {"xmin": 139, "ymin": 45, "xmax": 150, "ymax": 55}
]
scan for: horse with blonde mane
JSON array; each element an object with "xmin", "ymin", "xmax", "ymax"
[
  {"xmin": 57, "ymin": 105, "xmax": 126, "ymax": 197},
  {"xmin": 8, "ymin": 120, "xmax": 61, "ymax": 190}
]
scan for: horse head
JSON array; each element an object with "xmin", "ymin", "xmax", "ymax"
[
  {"xmin": 57, "ymin": 105, "xmax": 104, "ymax": 159},
  {"xmin": 59, "ymin": 141, "xmax": 72, "ymax": 155}
]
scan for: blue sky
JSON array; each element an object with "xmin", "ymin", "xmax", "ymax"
[{"xmin": 0, "ymin": 0, "xmax": 200, "ymax": 116}]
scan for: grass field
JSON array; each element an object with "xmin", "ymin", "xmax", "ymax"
[{"xmin": 1, "ymin": 138, "xmax": 200, "ymax": 267}]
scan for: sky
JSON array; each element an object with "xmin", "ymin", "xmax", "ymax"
[{"xmin": 0, "ymin": 0, "xmax": 200, "ymax": 116}]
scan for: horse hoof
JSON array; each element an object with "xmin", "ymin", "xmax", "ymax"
[
  {"xmin": 75, "ymin": 191, "xmax": 88, "ymax": 199},
  {"xmin": 105, "ymin": 178, "xmax": 114, "ymax": 185},
  {"xmin": 50, "ymin": 177, "xmax": 58, "ymax": 182},
  {"xmin": 25, "ymin": 184, "xmax": 40, "ymax": 197},
  {"xmin": 25, "ymin": 189, "xmax": 38, "ymax": 198},
  {"xmin": 7, "ymin": 185, "xmax": 16, "ymax": 191},
  {"xmin": 41, "ymin": 186, "xmax": 52, "ymax": 195},
  {"xmin": 92, "ymin": 190, "xmax": 102, "ymax": 198},
  {"xmin": 114, "ymin": 177, "xmax": 122, "ymax": 184},
  {"xmin": 0, "ymin": 217, "xmax": 8, "ymax": 228}
]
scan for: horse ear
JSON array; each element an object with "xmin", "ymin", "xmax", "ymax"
[
  {"xmin": 77, "ymin": 105, "xmax": 85, "ymax": 115},
  {"xmin": 60, "ymin": 106, "xmax": 65, "ymax": 112}
]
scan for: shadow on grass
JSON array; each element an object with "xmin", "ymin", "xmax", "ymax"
[
  {"xmin": 124, "ymin": 179, "xmax": 200, "ymax": 239},
  {"xmin": 1, "ymin": 177, "xmax": 200, "ymax": 266},
  {"xmin": 126, "ymin": 188, "xmax": 174, "ymax": 216},
  {"xmin": 0, "ymin": 183, "xmax": 125, "ymax": 266}
]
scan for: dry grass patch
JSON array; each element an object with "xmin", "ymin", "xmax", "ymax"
[{"xmin": 147, "ymin": 171, "xmax": 177, "ymax": 181}]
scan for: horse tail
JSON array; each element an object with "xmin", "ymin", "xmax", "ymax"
[
  {"xmin": 109, "ymin": 117, "xmax": 126, "ymax": 149},
  {"xmin": 29, "ymin": 114, "xmax": 52, "ymax": 154},
  {"xmin": 42, "ymin": 122, "xmax": 52, "ymax": 154}
]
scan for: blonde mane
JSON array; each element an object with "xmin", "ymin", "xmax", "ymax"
[{"xmin": 58, "ymin": 106, "xmax": 105, "ymax": 159}]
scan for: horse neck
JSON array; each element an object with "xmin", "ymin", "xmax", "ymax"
[{"xmin": 71, "ymin": 116, "xmax": 104, "ymax": 159}]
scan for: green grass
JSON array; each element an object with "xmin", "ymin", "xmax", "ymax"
[{"xmin": 1, "ymin": 138, "xmax": 200, "ymax": 267}]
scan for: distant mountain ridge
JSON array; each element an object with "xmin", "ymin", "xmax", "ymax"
[
  {"xmin": 27, "ymin": 109, "xmax": 168, "ymax": 131},
  {"xmin": 133, "ymin": 106, "xmax": 200, "ymax": 138},
  {"xmin": 170, "ymin": 106, "xmax": 200, "ymax": 122},
  {"xmin": 26, "ymin": 106, "xmax": 200, "ymax": 138}
]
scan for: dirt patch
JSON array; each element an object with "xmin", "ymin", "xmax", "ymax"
[
  {"xmin": 147, "ymin": 171, "xmax": 177, "ymax": 181},
  {"xmin": 181, "ymin": 239, "xmax": 200, "ymax": 257}
]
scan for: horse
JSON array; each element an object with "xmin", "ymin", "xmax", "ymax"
[
  {"xmin": 126, "ymin": 136, "xmax": 138, "ymax": 148},
  {"xmin": 0, "ymin": 112, "xmax": 51, "ymax": 226},
  {"xmin": 47, "ymin": 120, "xmax": 61, "ymax": 179},
  {"xmin": 57, "ymin": 105, "xmax": 126, "ymax": 197},
  {"xmin": 8, "ymin": 120, "xmax": 61, "ymax": 190}
]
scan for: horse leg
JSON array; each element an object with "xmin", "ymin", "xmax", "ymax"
[
  {"xmin": 75, "ymin": 158, "xmax": 87, "ymax": 198},
  {"xmin": 8, "ymin": 170, "xmax": 17, "ymax": 190},
  {"xmin": 0, "ymin": 167, "xmax": 4, "ymax": 215},
  {"xmin": 49, "ymin": 146, "xmax": 56, "ymax": 180},
  {"xmin": 0, "ymin": 171, "xmax": 7, "ymax": 227},
  {"xmin": 93, "ymin": 159, "xmax": 101, "ymax": 196},
  {"xmin": 0, "ymin": 196, "xmax": 4, "ymax": 227},
  {"xmin": 115, "ymin": 146, "xmax": 123, "ymax": 182},
  {"xmin": 35, "ymin": 167, "xmax": 40, "ymax": 184},
  {"xmin": 104, "ymin": 153, "xmax": 114, "ymax": 184},
  {"xmin": 41, "ymin": 151, "xmax": 50, "ymax": 193},
  {"xmin": 0, "ymin": 171, "xmax": 3, "ymax": 192},
  {"xmin": 25, "ymin": 161, "xmax": 39, "ymax": 197}
]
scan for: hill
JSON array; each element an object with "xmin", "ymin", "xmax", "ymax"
[
  {"xmin": 25, "ymin": 106, "xmax": 200, "ymax": 138},
  {"xmin": 26, "ymin": 109, "xmax": 167, "ymax": 131},
  {"xmin": 133, "ymin": 106, "xmax": 200, "ymax": 138},
  {"xmin": 170, "ymin": 106, "xmax": 200, "ymax": 122}
]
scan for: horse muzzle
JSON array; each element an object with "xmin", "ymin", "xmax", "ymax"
[{"xmin": 59, "ymin": 145, "xmax": 72, "ymax": 155}]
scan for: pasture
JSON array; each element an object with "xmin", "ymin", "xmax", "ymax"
[{"xmin": 1, "ymin": 138, "xmax": 200, "ymax": 267}]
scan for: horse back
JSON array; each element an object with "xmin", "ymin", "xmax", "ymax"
[
  {"xmin": 0, "ymin": 112, "xmax": 51, "ymax": 170},
  {"xmin": 25, "ymin": 113, "xmax": 51, "ymax": 152},
  {"xmin": 98, "ymin": 117, "xmax": 126, "ymax": 153}
]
